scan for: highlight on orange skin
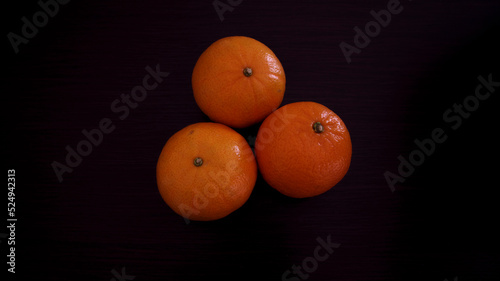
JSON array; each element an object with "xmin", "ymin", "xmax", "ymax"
[
  {"xmin": 156, "ymin": 122, "xmax": 258, "ymax": 221},
  {"xmin": 192, "ymin": 36, "xmax": 286, "ymax": 128},
  {"xmin": 255, "ymin": 102, "xmax": 352, "ymax": 198}
]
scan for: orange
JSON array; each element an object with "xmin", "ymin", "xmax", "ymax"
[
  {"xmin": 156, "ymin": 122, "xmax": 257, "ymax": 221},
  {"xmin": 192, "ymin": 36, "xmax": 286, "ymax": 128},
  {"xmin": 255, "ymin": 102, "xmax": 352, "ymax": 198}
]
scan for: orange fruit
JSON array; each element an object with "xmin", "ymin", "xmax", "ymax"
[
  {"xmin": 192, "ymin": 36, "xmax": 286, "ymax": 128},
  {"xmin": 156, "ymin": 122, "xmax": 257, "ymax": 221},
  {"xmin": 255, "ymin": 102, "xmax": 352, "ymax": 198}
]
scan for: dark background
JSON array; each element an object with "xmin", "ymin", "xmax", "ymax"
[{"xmin": 3, "ymin": 0, "xmax": 500, "ymax": 280}]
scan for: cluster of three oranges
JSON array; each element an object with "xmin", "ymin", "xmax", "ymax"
[{"xmin": 156, "ymin": 36, "xmax": 352, "ymax": 222}]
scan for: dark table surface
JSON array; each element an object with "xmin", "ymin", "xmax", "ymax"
[{"xmin": 4, "ymin": 0, "xmax": 500, "ymax": 280}]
